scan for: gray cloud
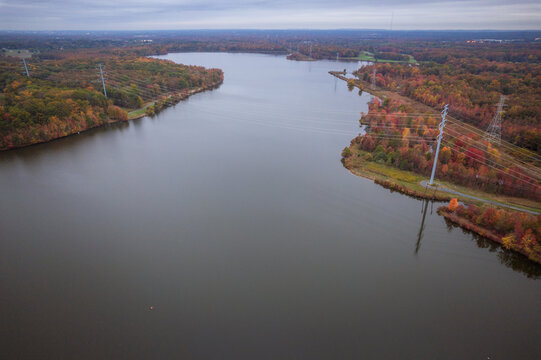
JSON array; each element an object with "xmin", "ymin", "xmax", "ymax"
[{"xmin": 0, "ymin": 0, "xmax": 539, "ymax": 30}]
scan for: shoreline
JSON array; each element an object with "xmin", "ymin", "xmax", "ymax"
[
  {"xmin": 335, "ymin": 69, "xmax": 540, "ymax": 264},
  {"xmin": 438, "ymin": 207, "xmax": 541, "ymax": 265},
  {"xmin": 0, "ymin": 78, "xmax": 223, "ymax": 152},
  {"xmin": 334, "ymin": 70, "xmax": 541, "ymax": 213},
  {"xmin": 128, "ymin": 81, "xmax": 222, "ymax": 120},
  {"xmin": 342, "ymin": 152, "xmax": 452, "ymax": 202}
]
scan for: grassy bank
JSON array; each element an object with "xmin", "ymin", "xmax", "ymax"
[
  {"xmin": 341, "ymin": 127, "xmax": 540, "ymax": 213},
  {"xmin": 126, "ymin": 82, "xmax": 222, "ymax": 121},
  {"xmin": 342, "ymin": 147, "xmax": 452, "ymax": 201}
]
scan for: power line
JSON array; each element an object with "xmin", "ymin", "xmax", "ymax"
[
  {"xmin": 447, "ymin": 128, "xmax": 541, "ymax": 179},
  {"xmin": 442, "ymin": 135, "xmax": 541, "ymax": 184},
  {"xmin": 362, "ymin": 118, "xmax": 541, "ymax": 181},
  {"xmin": 363, "ymin": 112, "xmax": 441, "ymax": 117},
  {"xmin": 441, "ymin": 140, "xmax": 540, "ymax": 188},
  {"xmin": 444, "ymin": 127, "xmax": 541, "ymax": 179},
  {"xmin": 364, "ymin": 108, "xmax": 541, "ymax": 162},
  {"xmin": 436, "ymin": 146, "xmax": 537, "ymax": 193},
  {"xmin": 446, "ymin": 117, "xmax": 541, "ymax": 162},
  {"xmin": 446, "ymin": 119, "xmax": 541, "ymax": 166},
  {"xmin": 106, "ymin": 73, "xmax": 193, "ymax": 97},
  {"xmin": 362, "ymin": 124, "xmax": 440, "ymax": 130},
  {"xmin": 366, "ymin": 133, "xmax": 436, "ymax": 142},
  {"xmin": 106, "ymin": 74, "xmax": 191, "ymax": 107}
]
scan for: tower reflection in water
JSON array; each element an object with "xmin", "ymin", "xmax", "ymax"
[
  {"xmin": 414, "ymin": 198, "xmax": 541, "ymax": 278},
  {"xmin": 415, "ymin": 199, "xmax": 431, "ymax": 254}
]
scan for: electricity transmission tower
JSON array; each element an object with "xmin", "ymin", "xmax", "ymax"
[
  {"xmin": 22, "ymin": 58, "xmax": 29, "ymax": 78},
  {"xmin": 97, "ymin": 64, "xmax": 107, "ymax": 98},
  {"xmin": 429, "ymin": 104, "xmax": 449, "ymax": 186},
  {"xmin": 484, "ymin": 95, "xmax": 506, "ymax": 144}
]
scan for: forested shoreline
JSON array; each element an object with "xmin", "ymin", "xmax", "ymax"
[
  {"xmin": 0, "ymin": 54, "xmax": 223, "ymax": 150},
  {"xmin": 347, "ymin": 98, "xmax": 540, "ymax": 201},
  {"xmin": 353, "ymin": 48, "xmax": 540, "ymax": 153},
  {"xmin": 439, "ymin": 201, "xmax": 540, "ymax": 264},
  {"xmin": 341, "ymin": 94, "xmax": 540, "ymax": 262}
]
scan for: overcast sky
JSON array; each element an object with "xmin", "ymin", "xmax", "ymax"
[{"xmin": 1, "ymin": 0, "xmax": 540, "ymax": 30}]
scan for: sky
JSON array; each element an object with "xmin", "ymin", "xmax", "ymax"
[{"xmin": 0, "ymin": 0, "xmax": 540, "ymax": 31}]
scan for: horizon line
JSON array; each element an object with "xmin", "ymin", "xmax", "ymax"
[{"xmin": 1, "ymin": 28, "xmax": 541, "ymax": 33}]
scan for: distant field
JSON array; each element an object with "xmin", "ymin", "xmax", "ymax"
[
  {"xmin": 2, "ymin": 49, "xmax": 33, "ymax": 59},
  {"xmin": 349, "ymin": 51, "xmax": 418, "ymax": 64}
]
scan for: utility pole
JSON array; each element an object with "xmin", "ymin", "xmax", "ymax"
[
  {"xmin": 309, "ymin": 42, "xmax": 312, "ymax": 58},
  {"xmin": 484, "ymin": 95, "xmax": 505, "ymax": 144},
  {"xmin": 22, "ymin": 58, "xmax": 29, "ymax": 78},
  {"xmin": 429, "ymin": 104, "xmax": 449, "ymax": 186},
  {"xmin": 98, "ymin": 64, "xmax": 107, "ymax": 98},
  {"xmin": 336, "ymin": 52, "xmax": 339, "ymax": 61}
]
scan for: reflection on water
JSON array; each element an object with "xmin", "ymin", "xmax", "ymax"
[
  {"xmin": 415, "ymin": 199, "xmax": 430, "ymax": 254},
  {"xmin": 0, "ymin": 121, "xmax": 132, "ymax": 163},
  {"xmin": 442, "ymin": 218, "xmax": 541, "ymax": 279},
  {"xmin": 498, "ymin": 249, "xmax": 541, "ymax": 279}
]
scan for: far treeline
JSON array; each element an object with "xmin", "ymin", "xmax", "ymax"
[{"xmin": 0, "ymin": 50, "xmax": 223, "ymax": 150}]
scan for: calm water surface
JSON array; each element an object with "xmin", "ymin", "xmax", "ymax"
[{"xmin": 1, "ymin": 53, "xmax": 540, "ymax": 359}]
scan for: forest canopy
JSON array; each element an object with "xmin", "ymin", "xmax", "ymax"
[{"xmin": 0, "ymin": 54, "xmax": 223, "ymax": 150}]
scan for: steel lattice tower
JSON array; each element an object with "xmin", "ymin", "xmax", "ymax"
[{"xmin": 484, "ymin": 95, "xmax": 506, "ymax": 144}]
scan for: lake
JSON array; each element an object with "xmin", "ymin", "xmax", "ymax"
[{"xmin": 1, "ymin": 52, "xmax": 540, "ymax": 359}]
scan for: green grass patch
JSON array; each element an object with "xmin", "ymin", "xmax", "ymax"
[
  {"xmin": 128, "ymin": 107, "xmax": 147, "ymax": 118},
  {"xmin": 347, "ymin": 51, "xmax": 418, "ymax": 64},
  {"xmin": 363, "ymin": 161, "xmax": 421, "ymax": 183},
  {"xmin": 2, "ymin": 49, "xmax": 34, "ymax": 59},
  {"xmin": 348, "ymin": 51, "xmax": 376, "ymax": 62},
  {"xmin": 407, "ymin": 55, "xmax": 419, "ymax": 65}
]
